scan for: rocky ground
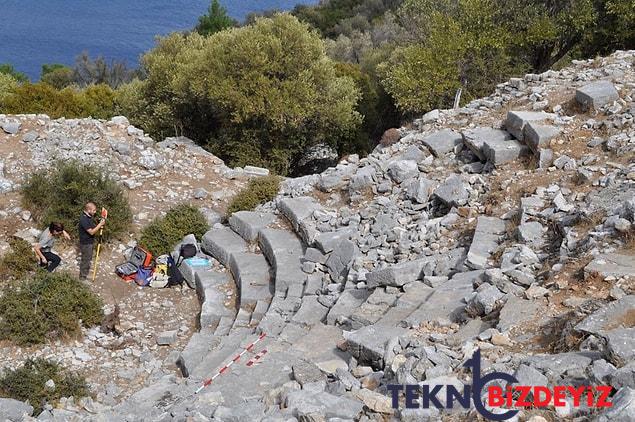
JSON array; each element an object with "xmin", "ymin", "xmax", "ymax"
[
  {"xmin": 0, "ymin": 115, "xmax": 254, "ymax": 407},
  {"xmin": 0, "ymin": 50, "xmax": 634, "ymax": 421}
]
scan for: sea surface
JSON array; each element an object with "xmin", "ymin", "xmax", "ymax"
[{"xmin": 0, "ymin": 0, "xmax": 317, "ymax": 80}]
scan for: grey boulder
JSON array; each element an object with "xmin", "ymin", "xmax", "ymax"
[
  {"xmin": 576, "ymin": 80, "xmax": 619, "ymax": 110},
  {"xmin": 0, "ymin": 398, "xmax": 33, "ymax": 421},
  {"xmin": 421, "ymin": 129, "xmax": 463, "ymax": 156}
]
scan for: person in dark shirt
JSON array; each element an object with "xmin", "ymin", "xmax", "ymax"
[{"xmin": 78, "ymin": 202, "xmax": 105, "ymax": 280}]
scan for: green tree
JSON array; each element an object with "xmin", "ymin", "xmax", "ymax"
[
  {"xmin": 41, "ymin": 64, "xmax": 74, "ymax": 89},
  {"xmin": 380, "ymin": 0, "xmax": 519, "ymax": 114},
  {"xmin": 581, "ymin": 0, "xmax": 635, "ymax": 57},
  {"xmin": 500, "ymin": 0, "xmax": 596, "ymax": 71},
  {"xmin": 132, "ymin": 14, "xmax": 361, "ymax": 174},
  {"xmin": 0, "ymin": 73, "xmax": 19, "ymax": 103},
  {"xmin": 0, "ymin": 64, "xmax": 28, "ymax": 83},
  {"xmin": 196, "ymin": 0, "xmax": 237, "ymax": 35}
]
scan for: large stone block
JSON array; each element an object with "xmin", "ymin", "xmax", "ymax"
[
  {"xmin": 404, "ymin": 270, "xmax": 481, "ymax": 326},
  {"xmin": 405, "ymin": 176, "xmax": 435, "ymax": 204},
  {"xmin": 284, "ymin": 390, "xmax": 363, "ymax": 420},
  {"xmin": 481, "ymin": 136, "xmax": 527, "ymax": 165},
  {"xmin": 259, "ymin": 228, "xmax": 305, "ymax": 294},
  {"xmin": 349, "ymin": 165, "xmax": 377, "ymax": 193},
  {"xmin": 433, "ymin": 174, "xmax": 469, "ymax": 207},
  {"xmin": 584, "ymin": 254, "xmax": 635, "ymax": 280},
  {"xmin": 387, "ymin": 159, "xmax": 419, "ymax": 183},
  {"xmin": 462, "ymin": 128, "xmax": 513, "ymax": 160},
  {"xmin": 575, "ymin": 295, "xmax": 635, "ymax": 335},
  {"xmin": 504, "ymin": 111, "xmax": 554, "ymax": 141},
  {"xmin": 523, "ymin": 122, "xmax": 561, "ymax": 152},
  {"xmin": 602, "ymin": 328, "xmax": 635, "ymax": 367},
  {"xmin": 228, "ymin": 211, "xmax": 276, "ymax": 242},
  {"xmin": 466, "ymin": 216, "xmax": 506, "ymax": 269},
  {"xmin": 0, "ymin": 398, "xmax": 33, "ymax": 421},
  {"xmin": 575, "ymin": 80, "xmax": 619, "ymax": 110},
  {"xmin": 344, "ymin": 324, "xmax": 408, "ymax": 369},
  {"xmin": 201, "ymin": 227, "xmax": 248, "ymax": 267},
  {"xmin": 595, "ymin": 387, "xmax": 635, "ymax": 422},
  {"xmin": 229, "ymin": 252, "xmax": 272, "ymax": 307},
  {"xmin": 176, "ymin": 331, "xmax": 220, "ymax": 377},
  {"xmin": 195, "ymin": 270, "xmax": 234, "ymax": 328},
  {"xmin": 366, "ymin": 257, "xmax": 434, "ymax": 288},
  {"xmin": 277, "ymin": 196, "xmax": 321, "ymax": 244},
  {"xmin": 421, "ymin": 129, "xmax": 463, "ymax": 156}
]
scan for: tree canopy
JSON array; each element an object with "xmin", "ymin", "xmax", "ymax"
[
  {"xmin": 126, "ymin": 14, "xmax": 361, "ymax": 174},
  {"xmin": 196, "ymin": 0, "xmax": 237, "ymax": 35}
]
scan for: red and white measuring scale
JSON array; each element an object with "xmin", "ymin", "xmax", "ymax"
[{"xmin": 195, "ymin": 332, "xmax": 267, "ymax": 394}]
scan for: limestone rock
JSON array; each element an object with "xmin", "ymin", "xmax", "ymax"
[{"xmin": 576, "ymin": 80, "xmax": 619, "ymax": 110}]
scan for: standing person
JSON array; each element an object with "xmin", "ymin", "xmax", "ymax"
[
  {"xmin": 34, "ymin": 222, "xmax": 71, "ymax": 272},
  {"xmin": 78, "ymin": 202, "xmax": 105, "ymax": 280}
]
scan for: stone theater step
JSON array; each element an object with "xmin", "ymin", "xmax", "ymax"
[
  {"xmin": 504, "ymin": 110, "xmax": 554, "ymax": 141},
  {"xmin": 466, "ymin": 216, "xmax": 507, "ymax": 269},
  {"xmin": 201, "ymin": 227, "xmax": 248, "ymax": 267},
  {"xmin": 259, "ymin": 228, "xmax": 306, "ymax": 294},
  {"xmin": 421, "ymin": 128, "xmax": 463, "ymax": 156},
  {"xmin": 228, "ymin": 252, "xmax": 272, "ymax": 307},
  {"xmin": 229, "ymin": 211, "xmax": 277, "ymax": 242},
  {"xmin": 195, "ymin": 270, "xmax": 235, "ymax": 329},
  {"xmin": 277, "ymin": 196, "xmax": 322, "ymax": 244}
]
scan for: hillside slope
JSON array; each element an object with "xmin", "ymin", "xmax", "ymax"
[{"xmin": 0, "ymin": 50, "xmax": 634, "ymax": 420}]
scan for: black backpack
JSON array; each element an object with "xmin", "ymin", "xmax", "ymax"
[
  {"xmin": 167, "ymin": 255, "xmax": 184, "ymax": 286},
  {"xmin": 180, "ymin": 243, "xmax": 197, "ymax": 260}
]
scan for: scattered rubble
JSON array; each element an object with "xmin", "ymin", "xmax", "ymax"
[{"xmin": 1, "ymin": 50, "xmax": 634, "ymax": 420}]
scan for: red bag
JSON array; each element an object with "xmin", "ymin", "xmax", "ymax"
[{"xmin": 115, "ymin": 246, "xmax": 153, "ymax": 282}]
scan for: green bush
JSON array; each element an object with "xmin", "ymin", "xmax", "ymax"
[
  {"xmin": 40, "ymin": 64, "xmax": 75, "ymax": 89},
  {"xmin": 1, "ymin": 82, "xmax": 116, "ymax": 119},
  {"xmin": 0, "ymin": 358, "xmax": 89, "ymax": 415},
  {"xmin": 131, "ymin": 14, "xmax": 361, "ymax": 174},
  {"xmin": 21, "ymin": 161, "xmax": 133, "ymax": 242},
  {"xmin": 380, "ymin": 0, "xmax": 520, "ymax": 114},
  {"xmin": 0, "ymin": 237, "xmax": 39, "ymax": 281},
  {"xmin": 0, "ymin": 73, "xmax": 19, "ymax": 103},
  {"xmin": 0, "ymin": 272, "xmax": 103, "ymax": 345},
  {"xmin": 227, "ymin": 175, "xmax": 281, "ymax": 216},
  {"xmin": 139, "ymin": 204, "xmax": 209, "ymax": 256},
  {"xmin": 0, "ymin": 64, "xmax": 28, "ymax": 83}
]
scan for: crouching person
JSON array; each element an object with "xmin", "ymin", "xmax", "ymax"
[{"xmin": 35, "ymin": 222, "xmax": 71, "ymax": 272}]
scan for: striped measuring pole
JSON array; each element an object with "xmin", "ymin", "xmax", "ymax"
[
  {"xmin": 195, "ymin": 333, "xmax": 267, "ymax": 394},
  {"xmin": 246, "ymin": 349, "xmax": 268, "ymax": 367}
]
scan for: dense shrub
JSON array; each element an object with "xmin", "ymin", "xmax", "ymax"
[
  {"xmin": 21, "ymin": 161, "xmax": 132, "ymax": 242},
  {"xmin": 139, "ymin": 204, "xmax": 209, "ymax": 256},
  {"xmin": 0, "ymin": 63, "xmax": 28, "ymax": 83},
  {"xmin": 40, "ymin": 64, "xmax": 75, "ymax": 89},
  {"xmin": 128, "ymin": 14, "xmax": 361, "ymax": 174},
  {"xmin": 0, "ymin": 358, "xmax": 89, "ymax": 415},
  {"xmin": 380, "ymin": 0, "xmax": 520, "ymax": 113},
  {"xmin": 0, "ymin": 237, "xmax": 39, "ymax": 281},
  {"xmin": 226, "ymin": 175, "xmax": 281, "ymax": 216},
  {"xmin": 72, "ymin": 52, "xmax": 138, "ymax": 89},
  {"xmin": 1, "ymin": 82, "xmax": 117, "ymax": 119},
  {"xmin": 0, "ymin": 272, "xmax": 103, "ymax": 345},
  {"xmin": 0, "ymin": 73, "xmax": 19, "ymax": 103}
]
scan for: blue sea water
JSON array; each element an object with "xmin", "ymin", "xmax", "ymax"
[{"xmin": 0, "ymin": 0, "xmax": 317, "ymax": 80}]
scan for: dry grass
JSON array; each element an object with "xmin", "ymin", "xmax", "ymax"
[{"xmin": 574, "ymin": 210, "xmax": 606, "ymax": 233}]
